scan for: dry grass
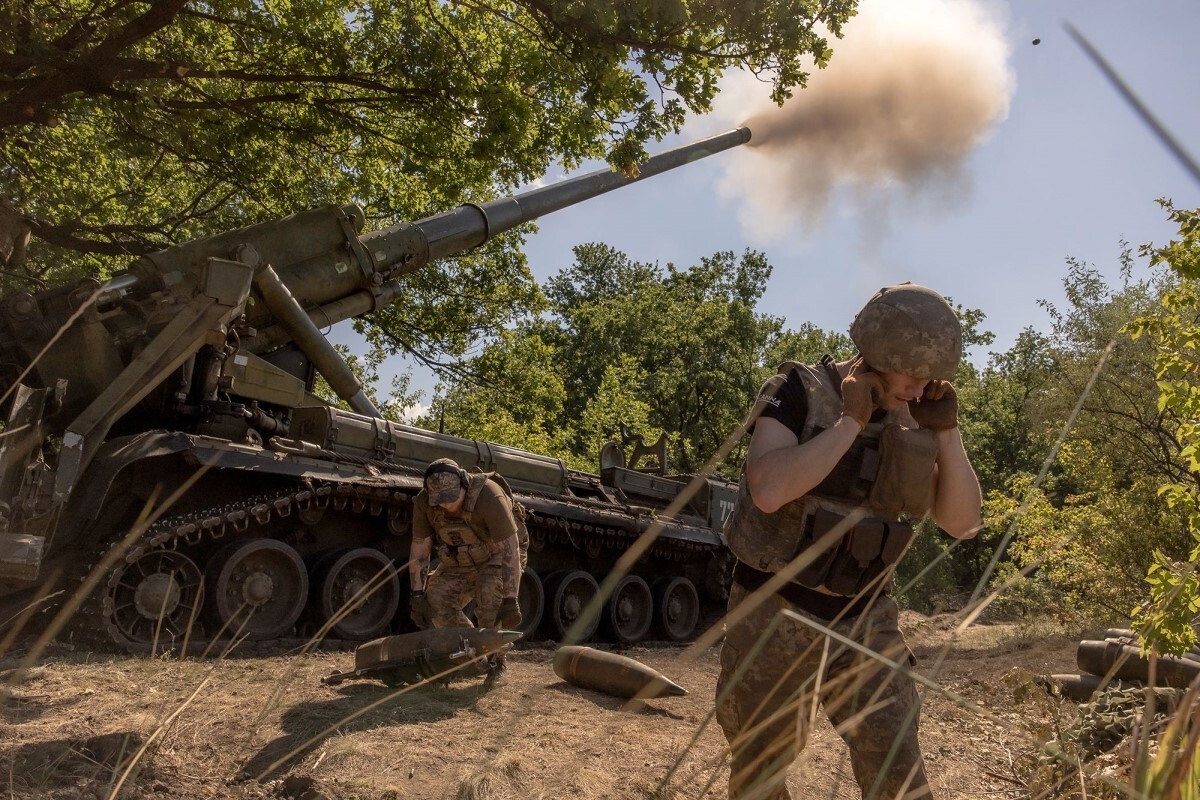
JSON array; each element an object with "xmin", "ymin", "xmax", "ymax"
[{"xmin": 0, "ymin": 617, "xmax": 1091, "ymax": 800}]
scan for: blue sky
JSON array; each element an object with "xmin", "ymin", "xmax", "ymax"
[{"xmin": 339, "ymin": 0, "xmax": 1200, "ymax": 407}]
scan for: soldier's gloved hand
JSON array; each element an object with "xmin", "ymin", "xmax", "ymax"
[
  {"xmin": 910, "ymin": 380, "xmax": 959, "ymax": 430},
  {"xmin": 498, "ymin": 597, "xmax": 521, "ymax": 629},
  {"xmin": 409, "ymin": 591, "xmax": 432, "ymax": 629},
  {"xmin": 841, "ymin": 358, "xmax": 884, "ymax": 431}
]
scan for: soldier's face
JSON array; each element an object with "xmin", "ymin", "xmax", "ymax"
[
  {"xmin": 436, "ymin": 488, "xmax": 466, "ymax": 514},
  {"xmin": 877, "ymin": 371, "xmax": 931, "ymax": 410}
]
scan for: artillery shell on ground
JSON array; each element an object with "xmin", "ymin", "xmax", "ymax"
[
  {"xmin": 552, "ymin": 645, "xmax": 687, "ymax": 699},
  {"xmin": 322, "ymin": 627, "xmax": 521, "ymax": 687}
]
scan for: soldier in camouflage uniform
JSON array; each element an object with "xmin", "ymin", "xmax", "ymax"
[
  {"xmin": 407, "ymin": 458, "xmax": 527, "ymax": 686},
  {"xmin": 716, "ymin": 284, "xmax": 983, "ymax": 799}
]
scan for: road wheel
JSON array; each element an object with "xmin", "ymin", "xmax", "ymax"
[
  {"xmin": 653, "ymin": 577, "xmax": 699, "ymax": 642},
  {"xmin": 105, "ymin": 550, "xmax": 204, "ymax": 650},
  {"xmin": 314, "ymin": 547, "xmax": 400, "ymax": 641},
  {"xmin": 515, "ymin": 564, "xmax": 544, "ymax": 638},
  {"xmin": 206, "ymin": 539, "xmax": 308, "ymax": 640},
  {"xmin": 603, "ymin": 574, "xmax": 653, "ymax": 644},
  {"xmin": 543, "ymin": 569, "xmax": 600, "ymax": 643}
]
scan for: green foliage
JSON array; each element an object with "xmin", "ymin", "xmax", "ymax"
[
  {"xmin": 949, "ymin": 244, "xmax": 1200, "ymax": 628},
  {"xmin": 426, "ymin": 243, "xmax": 791, "ymax": 473},
  {"xmin": 1137, "ymin": 545, "xmax": 1200, "ymax": 656},
  {"xmin": 983, "ymin": 444, "xmax": 1185, "ymax": 623},
  {"xmin": 1, "ymin": 0, "xmax": 855, "ymax": 280},
  {"xmin": 1036, "ymin": 254, "xmax": 1172, "ymax": 490},
  {"xmin": 985, "ymin": 559, "xmax": 1060, "ymax": 620},
  {"xmin": 1125, "ymin": 202, "xmax": 1200, "ymax": 656},
  {"xmin": 1141, "ymin": 204, "xmax": 1200, "ymax": 279},
  {"xmin": 2, "ymin": 0, "xmax": 858, "ymax": 377},
  {"xmin": 951, "ymin": 327, "xmax": 1060, "ymax": 594},
  {"xmin": 540, "ymin": 244, "xmax": 785, "ymax": 471},
  {"xmin": 958, "ymin": 327, "xmax": 1057, "ymax": 495},
  {"xmin": 893, "ymin": 518, "xmax": 960, "ymax": 615},
  {"xmin": 313, "ymin": 342, "xmax": 423, "ymax": 421},
  {"xmin": 577, "ymin": 355, "xmax": 663, "ymax": 462},
  {"xmin": 953, "ymin": 301, "xmax": 996, "ymax": 351},
  {"xmin": 763, "ymin": 322, "xmax": 855, "ymax": 368},
  {"xmin": 415, "ymin": 329, "xmax": 574, "ymax": 463}
]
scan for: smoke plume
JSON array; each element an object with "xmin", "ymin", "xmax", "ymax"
[{"xmin": 713, "ymin": 0, "xmax": 1014, "ymax": 241}]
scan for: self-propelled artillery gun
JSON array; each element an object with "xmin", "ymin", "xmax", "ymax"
[{"xmin": 0, "ymin": 130, "xmax": 748, "ymax": 653}]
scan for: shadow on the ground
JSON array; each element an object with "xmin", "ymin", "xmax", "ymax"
[
  {"xmin": 236, "ymin": 678, "xmax": 487, "ymax": 781},
  {"xmin": 542, "ymin": 681, "xmax": 686, "ymax": 720},
  {"xmin": 2, "ymin": 730, "xmax": 147, "ymax": 795}
]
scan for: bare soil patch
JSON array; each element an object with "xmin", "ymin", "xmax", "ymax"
[{"xmin": 0, "ymin": 615, "xmax": 1085, "ymax": 799}]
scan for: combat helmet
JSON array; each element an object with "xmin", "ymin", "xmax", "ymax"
[{"xmin": 849, "ymin": 283, "xmax": 962, "ymax": 380}]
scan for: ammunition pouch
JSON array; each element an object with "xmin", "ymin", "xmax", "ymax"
[
  {"xmin": 810, "ymin": 432, "xmax": 880, "ymax": 503},
  {"xmin": 437, "ymin": 542, "xmax": 492, "ymax": 569},
  {"xmin": 867, "ymin": 424, "xmax": 937, "ymax": 517},
  {"xmin": 430, "ymin": 472, "xmax": 527, "ymax": 572},
  {"xmin": 726, "ymin": 488, "xmax": 913, "ymax": 597},
  {"xmin": 733, "ymin": 561, "xmax": 875, "ymax": 620},
  {"xmin": 794, "ymin": 425, "xmax": 937, "ymax": 520},
  {"xmin": 799, "ymin": 507, "xmax": 913, "ymax": 596}
]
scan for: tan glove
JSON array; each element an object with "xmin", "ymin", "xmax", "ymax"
[
  {"xmin": 910, "ymin": 380, "xmax": 959, "ymax": 430},
  {"xmin": 498, "ymin": 597, "xmax": 522, "ymax": 629},
  {"xmin": 410, "ymin": 591, "xmax": 433, "ymax": 629},
  {"xmin": 840, "ymin": 357, "xmax": 883, "ymax": 430}
]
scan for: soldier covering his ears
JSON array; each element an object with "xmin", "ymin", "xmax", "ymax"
[
  {"xmin": 716, "ymin": 283, "xmax": 982, "ymax": 799},
  {"xmin": 408, "ymin": 458, "xmax": 528, "ymax": 687}
]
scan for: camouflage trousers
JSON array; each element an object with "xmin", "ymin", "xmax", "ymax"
[
  {"xmin": 715, "ymin": 581, "xmax": 930, "ymax": 800},
  {"xmin": 425, "ymin": 563, "xmax": 507, "ymax": 630}
]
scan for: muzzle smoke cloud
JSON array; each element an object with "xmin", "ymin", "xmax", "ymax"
[{"xmin": 713, "ymin": 0, "xmax": 1014, "ymax": 241}]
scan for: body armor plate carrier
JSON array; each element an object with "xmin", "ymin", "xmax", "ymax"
[
  {"xmin": 724, "ymin": 359, "xmax": 938, "ymax": 597},
  {"xmin": 428, "ymin": 471, "xmax": 530, "ymax": 570}
]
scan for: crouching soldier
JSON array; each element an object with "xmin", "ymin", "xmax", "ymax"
[{"xmin": 407, "ymin": 458, "xmax": 528, "ymax": 687}]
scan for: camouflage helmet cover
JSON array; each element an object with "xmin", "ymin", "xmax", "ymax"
[
  {"xmin": 849, "ymin": 283, "xmax": 962, "ymax": 380},
  {"xmin": 424, "ymin": 457, "xmax": 466, "ymax": 506}
]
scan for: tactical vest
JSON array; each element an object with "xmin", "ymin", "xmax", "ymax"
[
  {"xmin": 724, "ymin": 358, "xmax": 939, "ymax": 597},
  {"xmin": 428, "ymin": 471, "xmax": 530, "ymax": 570}
]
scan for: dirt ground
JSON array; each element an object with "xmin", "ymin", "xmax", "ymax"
[{"xmin": 0, "ymin": 613, "xmax": 1086, "ymax": 800}]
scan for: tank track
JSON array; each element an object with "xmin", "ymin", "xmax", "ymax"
[
  {"xmin": 74, "ymin": 481, "xmax": 408, "ymax": 655},
  {"xmin": 68, "ymin": 480, "xmax": 726, "ymax": 655}
]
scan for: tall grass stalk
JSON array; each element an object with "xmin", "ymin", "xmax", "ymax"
[{"xmin": 1129, "ymin": 675, "xmax": 1200, "ymax": 800}]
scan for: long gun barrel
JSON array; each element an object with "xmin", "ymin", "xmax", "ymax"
[
  {"xmin": 403, "ymin": 126, "xmax": 752, "ymax": 262},
  {"xmin": 115, "ymin": 128, "xmax": 751, "ymax": 355}
]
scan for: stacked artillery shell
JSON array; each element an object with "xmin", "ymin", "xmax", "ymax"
[
  {"xmin": 553, "ymin": 645, "xmax": 687, "ymax": 700},
  {"xmin": 1102, "ymin": 629, "xmax": 1200, "ymax": 663},
  {"xmin": 1041, "ymin": 632, "xmax": 1200, "ymax": 702},
  {"xmin": 1042, "ymin": 673, "xmax": 1144, "ymax": 702},
  {"xmin": 1076, "ymin": 640, "xmax": 1200, "ymax": 688}
]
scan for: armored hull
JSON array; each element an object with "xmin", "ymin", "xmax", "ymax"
[
  {"xmin": 15, "ymin": 414, "xmax": 734, "ymax": 654},
  {"xmin": 79, "ymin": 424, "xmax": 728, "ymax": 653}
]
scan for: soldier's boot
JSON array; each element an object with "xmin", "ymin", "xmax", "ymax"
[{"xmin": 483, "ymin": 654, "xmax": 509, "ymax": 688}]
